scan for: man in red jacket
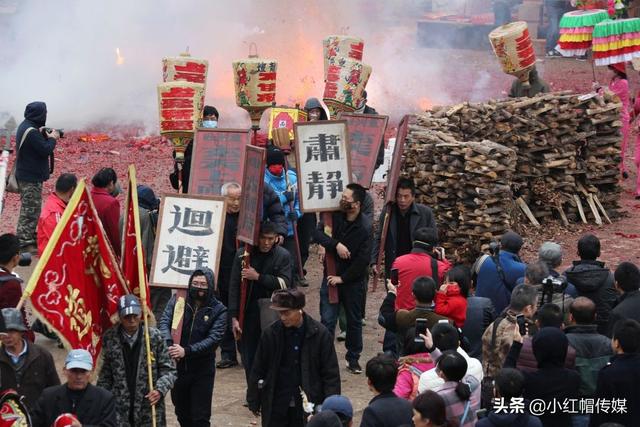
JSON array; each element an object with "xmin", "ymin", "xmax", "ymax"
[
  {"xmin": 36, "ymin": 173, "xmax": 77, "ymax": 256},
  {"xmin": 90, "ymin": 168, "xmax": 121, "ymax": 257},
  {"xmin": 392, "ymin": 227, "xmax": 452, "ymax": 311}
]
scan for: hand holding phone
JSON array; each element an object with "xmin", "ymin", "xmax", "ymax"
[
  {"xmin": 515, "ymin": 314, "xmax": 527, "ymax": 342},
  {"xmin": 415, "ymin": 318, "xmax": 428, "ymax": 343}
]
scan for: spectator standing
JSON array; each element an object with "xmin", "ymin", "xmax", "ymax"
[
  {"xmin": 30, "ymin": 349, "xmax": 117, "ymax": 427},
  {"xmin": 607, "ymin": 261, "xmax": 640, "ymax": 335},
  {"xmin": 0, "ymin": 308, "xmax": 59, "ymax": 410},
  {"xmin": 590, "ymin": 319, "xmax": 640, "ymax": 427},
  {"xmin": 90, "ymin": 167, "xmax": 121, "ymax": 257},
  {"xmin": 0, "ymin": 234, "xmax": 34, "ymax": 341},
  {"xmin": 36, "ymin": 173, "xmax": 77, "ymax": 256},
  {"xmin": 360, "ymin": 354, "xmax": 413, "ymax": 427},
  {"xmin": 475, "ymin": 231, "xmax": 527, "ymax": 315},
  {"xmin": 565, "ymin": 297, "xmax": 612, "ymax": 427},
  {"xmin": 564, "ymin": 234, "xmax": 617, "ymax": 335},
  {"xmin": 433, "ymin": 351, "xmax": 481, "ymax": 427}
]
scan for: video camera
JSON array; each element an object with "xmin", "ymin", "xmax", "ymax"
[
  {"xmin": 542, "ymin": 275, "xmax": 568, "ymax": 294},
  {"xmin": 41, "ymin": 128, "xmax": 64, "ymax": 139}
]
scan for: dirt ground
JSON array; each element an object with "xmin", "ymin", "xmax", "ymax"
[{"xmin": 4, "ymin": 45, "xmax": 640, "ymax": 426}]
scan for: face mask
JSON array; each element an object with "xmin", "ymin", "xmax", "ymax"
[
  {"xmin": 268, "ymin": 164, "xmax": 284, "ymax": 176},
  {"xmin": 110, "ymin": 182, "xmax": 121, "ymax": 197},
  {"xmin": 340, "ymin": 200, "xmax": 353, "ymax": 212},
  {"xmin": 202, "ymin": 120, "xmax": 218, "ymax": 128},
  {"xmin": 190, "ymin": 287, "xmax": 207, "ymax": 301}
]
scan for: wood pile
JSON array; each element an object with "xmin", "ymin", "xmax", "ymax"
[
  {"xmin": 404, "ymin": 129, "xmax": 517, "ymax": 255},
  {"xmin": 402, "ymin": 91, "xmax": 622, "ymax": 251}
]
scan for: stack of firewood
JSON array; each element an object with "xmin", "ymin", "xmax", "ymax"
[
  {"xmin": 404, "ymin": 129, "xmax": 517, "ymax": 255},
  {"xmin": 404, "ymin": 91, "xmax": 622, "ymax": 237}
]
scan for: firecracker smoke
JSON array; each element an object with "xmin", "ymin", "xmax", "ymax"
[{"xmin": 0, "ymin": 0, "xmax": 499, "ymax": 131}]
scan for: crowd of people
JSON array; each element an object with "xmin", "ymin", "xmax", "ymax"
[{"xmin": 1, "ymin": 97, "xmax": 639, "ymax": 427}]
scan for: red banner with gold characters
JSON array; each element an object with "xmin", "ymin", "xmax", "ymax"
[
  {"xmin": 21, "ymin": 180, "xmax": 130, "ymax": 365},
  {"xmin": 121, "ymin": 165, "xmax": 152, "ymax": 310}
]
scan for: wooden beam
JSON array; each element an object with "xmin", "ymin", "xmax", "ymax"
[
  {"xmin": 593, "ymin": 194, "xmax": 612, "ymax": 224},
  {"xmin": 573, "ymin": 194, "xmax": 588, "ymax": 224},
  {"xmin": 516, "ymin": 197, "xmax": 541, "ymax": 227},
  {"xmin": 556, "ymin": 201, "xmax": 569, "ymax": 226},
  {"xmin": 586, "ymin": 194, "xmax": 603, "ymax": 225}
]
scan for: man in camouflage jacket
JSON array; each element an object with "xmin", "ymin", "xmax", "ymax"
[{"xmin": 98, "ymin": 295, "xmax": 176, "ymax": 426}]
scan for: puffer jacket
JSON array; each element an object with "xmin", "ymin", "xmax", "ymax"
[
  {"xmin": 393, "ymin": 353, "xmax": 434, "ymax": 400},
  {"xmin": 564, "ymin": 260, "xmax": 617, "ymax": 335},
  {"xmin": 158, "ymin": 267, "xmax": 227, "ymax": 375},
  {"xmin": 564, "ymin": 324, "xmax": 612, "ymax": 397},
  {"xmin": 515, "ymin": 335, "xmax": 576, "ymax": 372},
  {"xmin": 264, "ymin": 169, "xmax": 301, "ymax": 236},
  {"xmin": 263, "ymin": 183, "xmax": 288, "ymax": 236}
]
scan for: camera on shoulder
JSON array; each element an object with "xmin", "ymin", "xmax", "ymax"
[{"xmin": 41, "ymin": 128, "xmax": 65, "ymax": 139}]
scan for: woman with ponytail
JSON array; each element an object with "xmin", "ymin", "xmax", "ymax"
[
  {"xmin": 434, "ymin": 351, "xmax": 481, "ymax": 427},
  {"xmin": 413, "ymin": 390, "xmax": 459, "ymax": 427}
]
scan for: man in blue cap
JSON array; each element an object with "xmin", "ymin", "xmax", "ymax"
[
  {"xmin": 31, "ymin": 349, "xmax": 117, "ymax": 427},
  {"xmin": 98, "ymin": 294, "xmax": 176, "ymax": 426},
  {"xmin": 321, "ymin": 395, "xmax": 353, "ymax": 427}
]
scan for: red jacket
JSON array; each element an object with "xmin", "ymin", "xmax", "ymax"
[
  {"xmin": 37, "ymin": 192, "xmax": 67, "ymax": 256},
  {"xmin": 90, "ymin": 187, "xmax": 121, "ymax": 257},
  {"xmin": 434, "ymin": 283, "xmax": 467, "ymax": 328},
  {"xmin": 392, "ymin": 251, "xmax": 452, "ymax": 311},
  {"xmin": 0, "ymin": 269, "xmax": 34, "ymax": 342}
]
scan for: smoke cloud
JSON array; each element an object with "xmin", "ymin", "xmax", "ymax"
[{"xmin": 0, "ymin": 0, "xmax": 480, "ymax": 131}]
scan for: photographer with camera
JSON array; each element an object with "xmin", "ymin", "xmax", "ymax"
[
  {"xmin": 474, "ymin": 231, "xmax": 527, "ymax": 315},
  {"xmin": 14, "ymin": 102, "xmax": 60, "ymax": 254},
  {"xmin": 523, "ymin": 261, "xmax": 574, "ymax": 315},
  {"xmin": 0, "ymin": 234, "xmax": 34, "ymax": 342}
]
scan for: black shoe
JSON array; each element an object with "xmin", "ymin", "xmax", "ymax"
[
  {"xmin": 295, "ymin": 277, "xmax": 309, "ymax": 288},
  {"xmin": 216, "ymin": 359, "xmax": 238, "ymax": 369},
  {"xmin": 346, "ymin": 360, "xmax": 362, "ymax": 374},
  {"xmin": 622, "ymin": 171, "xmax": 629, "ymax": 179}
]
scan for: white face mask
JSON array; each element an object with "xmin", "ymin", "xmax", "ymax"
[{"xmin": 202, "ymin": 120, "xmax": 218, "ymax": 128}]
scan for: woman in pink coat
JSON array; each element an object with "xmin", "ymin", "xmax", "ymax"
[{"xmin": 608, "ymin": 63, "xmax": 631, "ymax": 179}]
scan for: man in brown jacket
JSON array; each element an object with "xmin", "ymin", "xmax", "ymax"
[
  {"xmin": 0, "ymin": 308, "xmax": 60, "ymax": 410},
  {"xmin": 481, "ymin": 284, "xmax": 538, "ymax": 378}
]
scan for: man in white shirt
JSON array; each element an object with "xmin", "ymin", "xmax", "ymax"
[{"xmin": 418, "ymin": 322, "xmax": 483, "ymax": 393}]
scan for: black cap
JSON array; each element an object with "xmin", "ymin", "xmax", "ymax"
[
  {"xmin": 266, "ymin": 147, "xmax": 285, "ymax": 166},
  {"xmin": 270, "ymin": 288, "xmax": 305, "ymax": 311}
]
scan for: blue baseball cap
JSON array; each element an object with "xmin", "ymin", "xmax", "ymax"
[
  {"xmin": 118, "ymin": 294, "xmax": 142, "ymax": 317},
  {"xmin": 65, "ymin": 349, "xmax": 93, "ymax": 371},
  {"xmin": 321, "ymin": 395, "xmax": 353, "ymax": 419}
]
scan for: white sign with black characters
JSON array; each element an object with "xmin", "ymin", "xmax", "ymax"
[
  {"xmin": 150, "ymin": 194, "xmax": 226, "ymax": 289},
  {"xmin": 294, "ymin": 120, "xmax": 352, "ymax": 212}
]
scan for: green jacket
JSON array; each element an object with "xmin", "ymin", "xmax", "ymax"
[{"xmin": 97, "ymin": 324, "xmax": 176, "ymax": 426}]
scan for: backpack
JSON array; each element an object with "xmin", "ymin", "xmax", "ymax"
[{"xmin": 398, "ymin": 364, "xmax": 425, "ymax": 400}]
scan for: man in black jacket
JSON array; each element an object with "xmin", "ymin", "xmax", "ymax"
[
  {"xmin": 608, "ymin": 261, "xmax": 640, "ymax": 335},
  {"xmin": 564, "ymin": 234, "xmax": 617, "ymax": 335},
  {"xmin": 159, "ymin": 267, "xmax": 227, "ymax": 427},
  {"xmin": 31, "ymin": 349, "xmax": 116, "ymax": 427},
  {"xmin": 314, "ymin": 183, "xmax": 372, "ymax": 374},
  {"xmin": 591, "ymin": 319, "xmax": 640, "ymax": 427},
  {"xmin": 248, "ymin": 289, "xmax": 340, "ymax": 427},
  {"xmin": 360, "ymin": 354, "xmax": 413, "ymax": 427},
  {"xmin": 228, "ymin": 221, "xmax": 292, "ymax": 391},
  {"xmin": 216, "ymin": 182, "xmax": 242, "ymax": 369},
  {"xmin": 14, "ymin": 101, "xmax": 59, "ymax": 252},
  {"xmin": 371, "ymin": 177, "xmax": 436, "ymax": 280}
]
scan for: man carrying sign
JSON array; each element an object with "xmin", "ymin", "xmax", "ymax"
[
  {"xmin": 227, "ymin": 221, "xmax": 292, "ymax": 396},
  {"xmin": 314, "ymin": 183, "xmax": 372, "ymax": 375}
]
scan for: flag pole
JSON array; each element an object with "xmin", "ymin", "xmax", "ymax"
[{"xmin": 129, "ymin": 165, "xmax": 157, "ymax": 427}]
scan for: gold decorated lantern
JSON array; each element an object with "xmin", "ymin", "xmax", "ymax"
[
  {"xmin": 323, "ymin": 58, "xmax": 372, "ymax": 117},
  {"xmin": 489, "ymin": 21, "xmax": 537, "ymax": 88},
  {"xmin": 232, "ymin": 55, "xmax": 277, "ymax": 129},
  {"xmin": 322, "ymin": 35, "xmax": 365, "ymax": 77},
  {"xmin": 157, "ymin": 81, "xmax": 205, "ymax": 161},
  {"xmin": 268, "ymin": 107, "xmax": 307, "ymax": 140}
]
